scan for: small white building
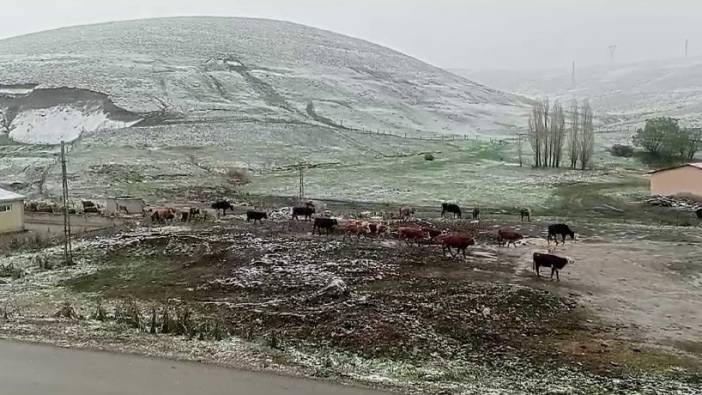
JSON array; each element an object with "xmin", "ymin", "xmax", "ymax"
[{"xmin": 0, "ymin": 187, "xmax": 25, "ymax": 234}]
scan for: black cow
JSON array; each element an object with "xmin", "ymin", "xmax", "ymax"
[
  {"xmin": 472, "ymin": 206, "xmax": 480, "ymax": 220},
  {"xmin": 246, "ymin": 210, "xmax": 268, "ymax": 224},
  {"xmin": 533, "ymin": 252, "xmax": 574, "ymax": 281},
  {"xmin": 313, "ymin": 217, "xmax": 338, "ymax": 235},
  {"xmin": 292, "ymin": 206, "xmax": 315, "ymax": 221},
  {"xmin": 211, "ymin": 200, "xmax": 234, "ymax": 216},
  {"xmin": 696, "ymin": 208, "xmax": 702, "ymax": 220},
  {"xmin": 520, "ymin": 208, "xmax": 531, "ymax": 222},
  {"xmin": 441, "ymin": 203, "xmax": 462, "ymax": 219},
  {"xmin": 547, "ymin": 223, "xmax": 575, "ymax": 244}
]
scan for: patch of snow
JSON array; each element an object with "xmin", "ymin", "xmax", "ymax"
[{"xmin": 9, "ymin": 106, "xmax": 141, "ymax": 144}]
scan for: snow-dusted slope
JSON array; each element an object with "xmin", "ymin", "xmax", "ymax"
[
  {"xmin": 453, "ymin": 57, "xmax": 702, "ymax": 129},
  {"xmin": 0, "ymin": 17, "xmax": 529, "ymax": 144}
]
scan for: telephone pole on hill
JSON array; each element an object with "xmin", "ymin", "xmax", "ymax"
[
  {"xmin": 60, "ymin": 141, "xmax": 73, "ymax": 266},
  {"xmin": 298, "ymin": 163, "xmax": 305, "ymax": 201},
  {"xmin": 571, "ymin": 61, "xmax": 576, "ymax": 89},
  {"xmin": 685, "ymin": 39, "xmax": 689, "ymax": 57}
]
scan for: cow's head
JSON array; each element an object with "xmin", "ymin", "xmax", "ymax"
[
  {"xmin": 569, "ymin": 231, "xmax": 575, "ymax": 240},
  {"xmin": 566, "ymin": 257, "xmax": 575, "ymax": 265}
]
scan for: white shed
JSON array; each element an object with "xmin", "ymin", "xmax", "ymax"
[{"xmin": 0, "ymin": 187, "xmax": 25, "ymax": 234}]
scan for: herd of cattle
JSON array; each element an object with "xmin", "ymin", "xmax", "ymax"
[
  {"xmin": 29, "ymin": 197, "xmax": 574, "ymax": 281},
  {"xmin": 145, "ymin": 200, "xmax": 575, "ymax": 281}
]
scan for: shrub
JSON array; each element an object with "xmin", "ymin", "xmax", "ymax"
[
  {"xmin": 610, "ymin": 144, "xmax": 634, "ymax": 157},
  {"xmin": 226, "ymin": 167, "xmax": 251, "ymax": 184},
  {"xmin": 424, "ymin": 153, "xmax": 435, "ymax": 161}
]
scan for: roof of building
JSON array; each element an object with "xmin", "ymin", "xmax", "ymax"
[
  {"xmin": 0, "ymin": 187, "xmax": 25, "ymax": 203},
  {"xmin": 649, "ymin": 163, "xmax": 702, "ymax": 175}
]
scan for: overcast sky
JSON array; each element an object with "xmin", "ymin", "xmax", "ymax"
[{"xmin": 2, "ymin": 0, "xmax": 700, "ymax": 70}]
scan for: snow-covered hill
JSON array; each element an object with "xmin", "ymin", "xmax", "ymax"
[
  {"xmin": 453, "ymin": 57, "xmax": 702, "ymax": 129},
  {"xmin": 0, "ymin": 17, "xmax": 529, "ymax": 144}
]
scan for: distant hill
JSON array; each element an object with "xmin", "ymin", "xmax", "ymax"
[
  {"xmin": 453, "ymin": 57, "xmax": 702, "ymax": 130},
  {"xmin": 0, "ymin": 17, "xmax": 529, "ymax": 144}
]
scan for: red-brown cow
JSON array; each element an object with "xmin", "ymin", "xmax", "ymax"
[
  {"xmin": 398, "ymin": 226, "xmax": 428, "ymax": 246},
  {"xmin": 365, "ymin": 222, "xmax": 388, "ymax": 239},
  {"xmin": 151, "ymin": 208, "xmax": 176, "ymax": 224},
  {"xmin": 497, "ymin": 229, "xmax": 523, "ymax": 248},
  {"xmin": 343, "ymin": 221, "xmax": 369, "ymax": 241},
  {"xmin": 438, "ymin": 233, "xmax": 475, "ymax": 258}
]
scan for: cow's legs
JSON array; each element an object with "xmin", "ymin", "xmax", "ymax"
[
  {"xmin": 536, "ymin": 265, "xmax": 540, "ymax": 277},
  {"xmin": 555, "ymin": 269, "xmax": 560, "ymax": 281},
  {"xmin": 461, "ymin": 248, "xmax": 466, "ymax": 259}
]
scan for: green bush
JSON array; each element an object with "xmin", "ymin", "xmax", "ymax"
[{"xmin": 610, "ymin": 144, "xmax": 635, "ymax": 157}]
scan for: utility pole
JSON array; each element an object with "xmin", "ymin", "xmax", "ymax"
[
  {"xmin": 571, "ymin": 61, "xmax": 576, "ymax": 89},
  {"xmin": 298, "ymin": 163, "xmax": 304, "ymax": 201},
  {"xmin": 685, "ymin": 39, "xmax": 689, "ymax": 57},
  {"xmin": 608, "ymin": 45, "xmax": 617, "ymax": 63},
  {"xmin": 517, "ymin": 134, "xmax": 524, "ymax": 167},
  {"xmin": 60, "ymin": 141, "xmax": 73, "ymax": 266}
]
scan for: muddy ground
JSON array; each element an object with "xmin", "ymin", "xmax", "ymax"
[{"xmin": 0, "ymin": 203, "xmax": 701, "ymax": 394}]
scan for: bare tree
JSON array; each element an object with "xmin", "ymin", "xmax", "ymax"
[
  {"xmin": 567, "ymin": 100, "xmax": 580, "ymax": 169},
  {"xmin": 517, "ymin": 134, "xmax": 524, "ymax": 167},
  {"xmin": 549, "ymin": 101, "xmax": 566, "ymax": 167},
  {"xmin": 578, "ymin": 100, "xmax": 595, "ymax": 170},
  {"xmin": 528, "ymin": 100, "xmax": 547, "ymax": 167},
  {"xmin": 0, "ymin": 108, "xmax": 12, "ymax": 134}
]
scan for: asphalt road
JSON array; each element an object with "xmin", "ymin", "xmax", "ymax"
[{"xmin": 0, "ymin": 340, "xmax": 388, "ymax": 395}]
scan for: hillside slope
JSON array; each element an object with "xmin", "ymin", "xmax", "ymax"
[
  {"xmin": 0, "ymin": 17, "xmax": 529, "ymax": 144},
  {"xmin": 454, "ymin": 57, "xmax": 702, "ymax": 129}
]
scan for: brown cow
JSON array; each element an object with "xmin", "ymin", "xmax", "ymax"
[
  {"xmin": 151, "ymin": 208, "xmax": 176, "ymax": 224},
  {"xmin": 438, "ymin": 233, "xmax": 475, "ymax": 258},
  {"xmin": 398, "ymin": 226, "xmax": 428, "ymax": 246},
  {"xmin": 533, "ymin": 252, "xmax": 574, "ymax": 281},
  {"xmin": 343, "ymin": 221, "xmax": 369, "ymax": 241},
  {"xmin": 364, "ymin": 222, "xmax": 388, "ymax": 239},
  {"xmin": 497, "ymin": 229, "xmax": 523, "ymax": 247}
]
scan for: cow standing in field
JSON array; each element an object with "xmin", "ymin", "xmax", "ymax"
[
  {"xmin": 547, "ymin": 224, "xmax": 575, "ymax": 245},
  {"xmin": 313, "ymin": 217, "xmax": 338, "ymax": 235},
  {"xmin": 533, "ymin": 252, "xmax": 574, "ymax": 281},
  {"xmin": 292, "ymin": 206, "xmax": 315, "ymax": 221},
  {"xmin": 441, "ymin": 203, "xmax": 462, "ymax": 219},
  {"xmin": 399, "ymin": 207, "xmax": 415, "ymax": 221},
  {"xmin": 365, "ymin": 222, "xmax": 388, "ymax": 239},
  {"xmin": 438, "ymin": 233, "xmax": 475, "ymax": 258},
  {"xmin": 211, "ymin": 200, "xmax": 234, "ymax": 216},
  {"xmin": 472, "ymin": 206, "xmax": 480, "ymax": 220},
  {"xmin": 151, "ymin": 208, "xmax": 176, "ymax": 224},
  {"xmin": 497, "ymin": 229, "xmax": 523, "ymax": 247},
  {"xmin": 246, "ymin": 210, "xmax": 268, "ymax": 224},
  {"xmin": 696, "ymin": 208, "xmax": 702, "ymax": 221},
  {"xmin": 422, "ymin": 227, "xmax": 444, "ymax": 243},
  {"xmin": 520, "ymin": 208, "xmax": 531, "ymax": 222},
  {"xmin": 343, "ymin": 221, "xmax": 368, "ymax": 241},
  {"xmin": 398, "ymin": 226, "xmax": 428, "ymax": 246}
]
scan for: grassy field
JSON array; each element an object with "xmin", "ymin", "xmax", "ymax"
[{"xmin": 1, "ymin": 121, "xmax": 676, "ymax": 227}]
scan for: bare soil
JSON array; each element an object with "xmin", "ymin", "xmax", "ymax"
[{"xmin": 1, "ymin": 202, "xmax": 701, "ymax": 393}]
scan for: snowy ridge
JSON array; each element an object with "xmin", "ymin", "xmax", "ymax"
[
  {"xmin": 0, "ymin": 17, "xmax": 530, "ymax": 141},
  {"xmin": 454, "ymin": 56, "xmax": 702, "ymax": 129}
]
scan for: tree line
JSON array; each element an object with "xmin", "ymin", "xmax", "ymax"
[{"xmin": 526, "ymin": 98, "xmax": 594, "ymax": 170}]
